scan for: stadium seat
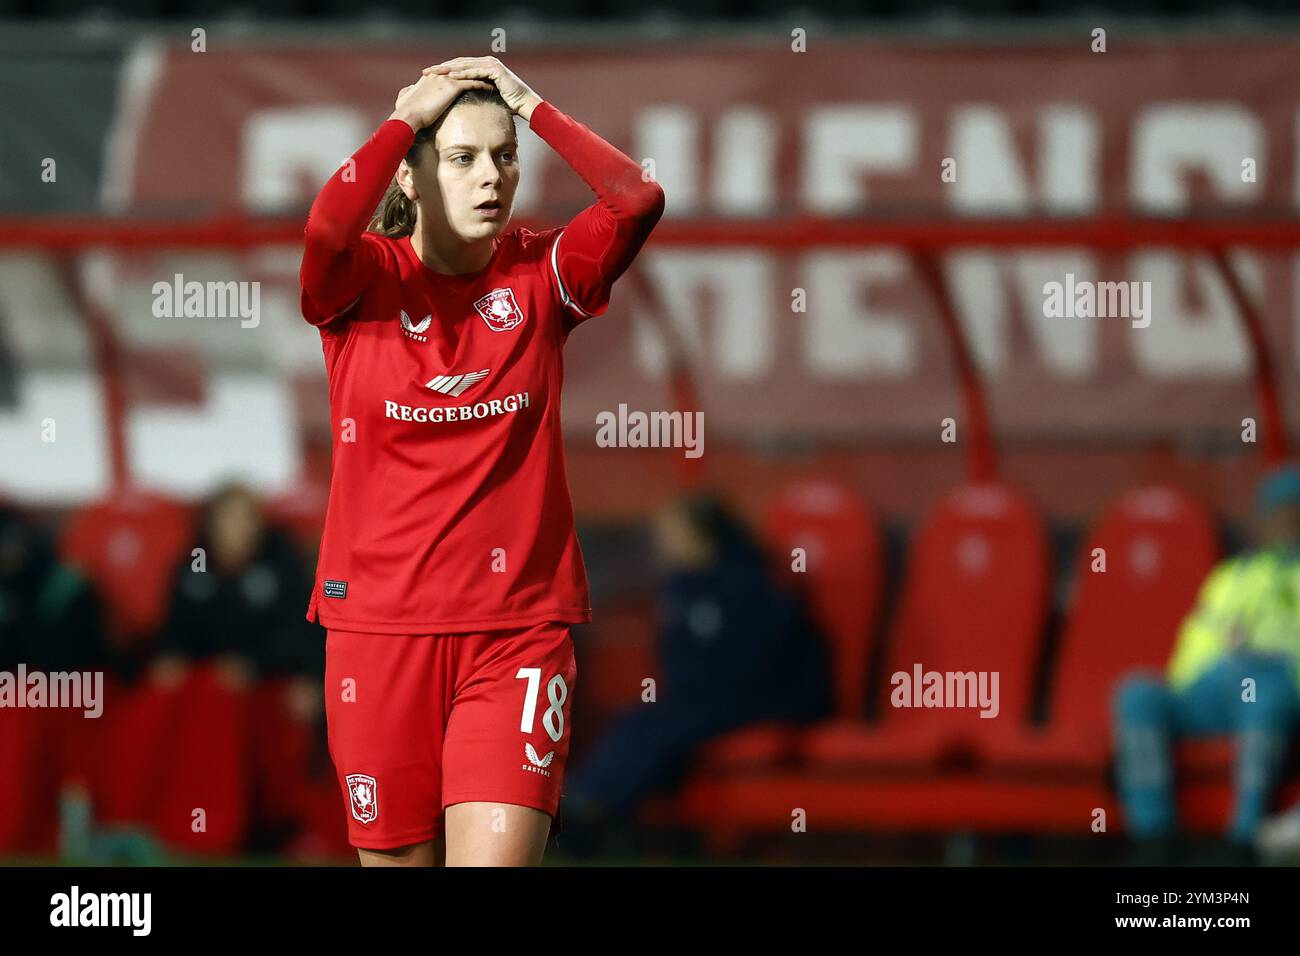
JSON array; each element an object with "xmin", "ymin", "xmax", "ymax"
[
  {"xmin": 762, "ymin": 477, "xmax": 884, "ymax": 719},
  {"xmin": 673, "ymin": 482, "xmax": 1054, "ymax": 839},
  {"xmin": 89, "ymin": 678, "xmax": 180, "ymax": 830},
  {"xmin": 293, "ymin": 774, "xmax": 353, "ymax": 860},
  {"xmin": 693, "ymin": 478, "xmax": 883, "ymax": 771},
  {"xmin": 150, "ymin": 665, "xmax": 252, "ymax": 856},
  {"xmin": 0, "ymin": 707, "xmax": 59, "ymax": 854},
  {"xmin": 59, "ymin": 490, "xmax": 195, "ymax": 648},
  {"xmin": 986, "ymin": 484, "xmax": 1220, "ymax": 771},
  {"xmin": 803, "ymin": 482, "xmax": 1051, "ymax": 770},
  {"xmin": 86, "ymin": 674, "xmax": 331, "ymax": 857},
  {"xmin": 676, "ymin": 771, "xmax": 1113, "ymax": 835},
  {"xmin": 249, "ymin": 680, "xmax": 314, "ymax": 836}
]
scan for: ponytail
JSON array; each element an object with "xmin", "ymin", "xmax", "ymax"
[
  {"xmin": 368, "ymin": 123, "xmax": 434, "ymax": 238},
  {"xmin": 370, "ymin": 180, "xmax": 419, "ymax": 238}
]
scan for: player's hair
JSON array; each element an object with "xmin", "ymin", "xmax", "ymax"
[{"xmin": 369, "ymin": 87, "xmax": 516, "ymax": 239}]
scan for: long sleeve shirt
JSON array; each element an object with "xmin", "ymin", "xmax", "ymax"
[{"xmin": 298, "ymin": 101, "xmax": 664, "ymax": 633}]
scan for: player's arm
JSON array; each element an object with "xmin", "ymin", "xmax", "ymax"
[
  {"xmin": 299, "ymin": 121, "xmax": 409, "ymax": 323},
  {"xmin": 530, "ymin": 100, "xmax": 666, "ymax": 325},
  {"xmin": 299, "ymin": 71, "xmax": 492, "ymax": 324},
  {"xmin": 426, "ymin": 58, "xmax": 667, "ymax": 326}
]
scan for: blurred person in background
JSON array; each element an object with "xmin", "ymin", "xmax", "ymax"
[
  {"xmin": 1113, "ymin": 465, "xmax": 1300, "ymax": 864},
  {"xmin": 0, "ymin": 502, "xmax": 107, "ymax": 675},
  {"xmin": 0, "ymin": 502, "xmax": 113, "ymax": 864},
  {"xmin": 151, "ymin": 482, "xmax": 324, "ymax": 698},
  {"xmin": 147, "ymin": 483, "xmax": 327, "ymax": 856},
  {"xmin": 561, "ymin": 492, "xmax": 833, "ymax": 856}
]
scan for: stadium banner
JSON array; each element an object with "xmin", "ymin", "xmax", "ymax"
[{"xmin": 3, "ymin": 39, "xmax": 1300, "ymax": 500}]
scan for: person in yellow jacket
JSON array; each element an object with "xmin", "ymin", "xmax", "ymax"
[{"xmin": 1113, "ymin": 465, "xmax": 1300, "ymax": 859}]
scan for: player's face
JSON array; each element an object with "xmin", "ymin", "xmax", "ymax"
[{"xmin": 422, "ymin": 103, "xmax": 520, "ymax": 242}]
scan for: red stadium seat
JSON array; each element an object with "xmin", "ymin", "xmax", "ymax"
[
  {"xmin": 59, "ymin": 490, "xmax": 195, "ymax": 648},
  {"xmin": 986, "ymin": 484, "xmax": 1220, "ymax": 771},
  {"xmin": 83, "ymin": 675, "xmax": 335, "ymax": 857},
  {"xmin": 249, "ymin": 680, "xmax": 314, "ymax": 835},
  {"xmin": 761, "ymin": 477, "xmax": 883, "ymax": 719},
  {"xmin": 803, "ymin": 482, "xmax": 1050, "ymax": 770},
  {"xmin": 0, "ymin": 707, "xmax": 59, "ymax": 854},
  {"xmin": 150, "ymin": 665, "xmax": 252, "ymax": 856},
  {"xmin": 692, "ymin": 724, "xmax": 806, "ymax": 771},
  {"xmin": 677, "ymin": 771, "xmax": 1112, "ymax": 834},
  {"xmin": 693, "ymin": 479, "xmax": 883, "ymax": 771},
  {"xmin": 292, "ymin": 774, "xmax": 353, "ymax": 860},
  {"xmin": 672, "ymin": 483, "xmax": 1053, "ymax": 842},
  {"xmin": 90, "ymin": 678, "xmax": 180, "ymax": 829}
]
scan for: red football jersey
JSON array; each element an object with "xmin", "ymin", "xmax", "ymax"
[{"xmin": 300, "ymin": 102, "xmax": 664, "ymax": 634}]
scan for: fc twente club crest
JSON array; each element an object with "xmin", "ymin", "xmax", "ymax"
[
  {"xmin": 474, "ymin": 288, "xmax": 526, "ymax": 332},
  {"xmin": 345, "ymin": 773, "xmax": 378, "ymax": 824}
]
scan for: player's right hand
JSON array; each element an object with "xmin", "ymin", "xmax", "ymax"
[{"xmin": 390, "ymin": 72, "xmax": 494, "ymax": 132}]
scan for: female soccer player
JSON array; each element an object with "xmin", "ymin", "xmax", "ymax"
[{"xmin": 298, "ymin": 56, "xmax": 665, "ymax": 866}]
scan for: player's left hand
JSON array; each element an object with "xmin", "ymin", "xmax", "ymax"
[{"xmin": 422, "ymin": 57, "xmax": 543, "ymax": 121}]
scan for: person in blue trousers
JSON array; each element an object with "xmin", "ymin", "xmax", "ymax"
[
  {"xmin": 1113, "ymin": 466, "xmax": 1300, "ymax": 863},
  {"xmin": 561, "ymin": 493, "xmax": 833, "ymax": 856}
]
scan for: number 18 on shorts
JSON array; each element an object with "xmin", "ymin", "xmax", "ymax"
[{"xmin": 324, "ymin": 621, "xmax": 577, "ymax": 849}]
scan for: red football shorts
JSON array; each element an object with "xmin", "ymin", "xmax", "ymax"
[{"xmin": 324, "ymin": 621, "xmax": 577, "ymax": 849}]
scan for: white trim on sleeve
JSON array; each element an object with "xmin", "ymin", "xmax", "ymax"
[{"xmin": 549, "ymin": 229, "xmax": 594, "ymax": 319}]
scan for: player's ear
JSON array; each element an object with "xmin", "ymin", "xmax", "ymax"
[{"xmin": 396, "ymin": 159, "xmax": 419, "ymax": 201}]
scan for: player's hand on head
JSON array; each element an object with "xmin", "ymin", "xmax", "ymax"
[
  {"xmin": 422, "ymin": 56, "xmax": 542, "ymax": 120},
  {"xmin": 390, "ymin": 71, "xmax": 494, "ymax": 132}
]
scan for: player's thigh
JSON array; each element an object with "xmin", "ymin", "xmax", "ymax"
[
  {"xmin": 440, "ymin": 622, "xmax": 576, "ymax": 861},
  {"xmin": 325, "ymin": 630, "xmax": 448, "ymax": 850},
  {"xmin": 443, "ymin": 803, "xmax": 551, "ymax": 867},
  {"xmin": 357, "ymin": 837, "xmax": 444, "ymax": 867}
]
